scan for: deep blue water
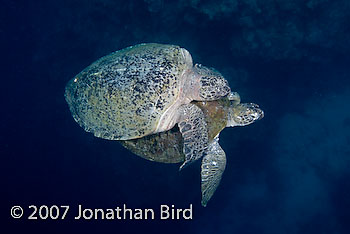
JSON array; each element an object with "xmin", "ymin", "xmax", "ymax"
[{"xmin": 3, "ymin": 1, "xmax": 350, "ymax": 233}]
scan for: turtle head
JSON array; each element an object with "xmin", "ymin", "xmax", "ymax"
[
  {"xmin": 227, "ymin": 103, "xmax": 264, "ymax": 127},
  {"xmin": 192, "ymin": 64, "xmax": 231, "ymax": 101}
]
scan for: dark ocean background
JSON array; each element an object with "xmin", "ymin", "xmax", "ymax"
[{"xmin": 3, "ymin": 0, "xmax": 350, "ymax": 233}]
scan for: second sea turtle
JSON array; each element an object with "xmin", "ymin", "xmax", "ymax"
[{"xmin": 121, "ymin": 92, "xmax": 264, "ymax": 206}]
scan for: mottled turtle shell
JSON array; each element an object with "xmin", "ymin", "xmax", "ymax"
[
  {"xmin": 65, "ymin": 43, "xmax": 191, "ymax": 140},
  {"xmin": 120, "ymin": 98, "xmax": 231, "ymax": 163}
]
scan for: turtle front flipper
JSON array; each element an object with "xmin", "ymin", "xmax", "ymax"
[
  {"xmin": 178, "ymin": 103, "xmax": 209, "ymax": 170},
  {"xmin": 201, "ymin": 137, "xmax": 226, "ymax": 207}
]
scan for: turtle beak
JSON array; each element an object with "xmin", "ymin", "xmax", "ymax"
[
  {"xmin": 250, "ymin": 103, "xmax": 264, "ymax": 121},
  {"xmin": 257, "ymin": 107, "xmax": 264, "ymax": 120},
  {"xmin": 259, "ymin": 110, "xmax": 264, "ymax": 120}
]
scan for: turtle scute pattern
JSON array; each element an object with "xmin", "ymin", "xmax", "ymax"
[{"xmin": 65, "ymin": 44, "xmax": 191, "ymax": 140}]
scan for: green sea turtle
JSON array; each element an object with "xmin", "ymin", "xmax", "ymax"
[
  {"xmin": 65, "ymin": 43, "xmax": 231, "ymax": 169},
  {"xmin": 121, "ymin": 92, "xmax": 264, "ymax": 206}
]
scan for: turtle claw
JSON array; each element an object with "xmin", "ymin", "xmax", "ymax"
[{"xmin": 178, "ymin": 161, "xmax": 190, "ymax": 171}]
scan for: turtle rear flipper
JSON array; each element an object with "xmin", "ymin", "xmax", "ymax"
[
  {"xmin": 201, "ymin": 137, "xmax": 226, "ymax": 207},
  {"xmin": 178, "ymin": 104, "xmax": 209, "ymax": 170}
]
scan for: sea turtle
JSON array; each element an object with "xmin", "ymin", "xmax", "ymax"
[
  {"xmin": 121, "ymin": 92, "xmax": 264, "ymax": 206},
  {"xmin": 65, "ymin": 43, "xmax": 231, "ymax": 170}
]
